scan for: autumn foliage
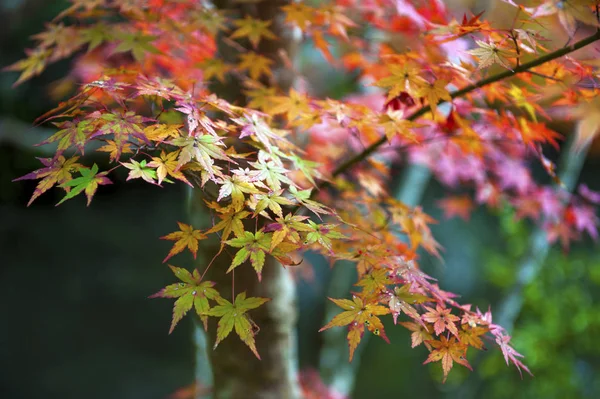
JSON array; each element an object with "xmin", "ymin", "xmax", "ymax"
[{"xmin": 8, "ymin": 0, "xmax": 600, "ymax": 387}]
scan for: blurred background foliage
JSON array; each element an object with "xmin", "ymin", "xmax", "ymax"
[{"xmin": 1, "ymin": 1, "xmax": 600, "ymax": 398}]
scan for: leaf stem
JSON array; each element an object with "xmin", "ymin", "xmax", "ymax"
[{"xmin": 325, "ymin": 30, "xmax": 600, "ymax": 184}]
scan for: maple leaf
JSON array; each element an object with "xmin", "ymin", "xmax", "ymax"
[
  {"xmin": 149, "ymin": 265, "xmax": 219, "ymax": 333},
  {"xmin": 217, "ymin": 175, "xmax": 260, "ymax": 211},
  {"xmin": 374, "ymin": 62, "xmax": 426, "ymax": 99},
  {"xmin": 97, "ymin": 140, "xmax": 133, "ymax": 162},
  {"xmin": 355, "ymin": 268, "xmax": 391, "ymax": 294},
  {"xmin": 422, "ymin": 304, "xmax": 460, "ymax": 337},
  {"xmin": 304, "ymin": 220, "xmax": 347, "ymax": 254},
  {"xmin": 400, "ymin": 321, "xmax": 434, "ymax": 350},
  {"xmin": 81, "ymin": 23, "xmax": 112, "ymax": 52},
  {"xmin": 171, "ymin": 135, "xmax": 231, "ymax": 180},
  {"xmin": 252, "ymin": 190, "xmax": 294, "ymax": 218},
  {"xmin": 282, "ymin": 3, "xmax": 316, "ymax": 29},
  {"xmin": 232, "ymin": 113, "xmax": 288, "ymax": 152},
  {"xmin": 458, "ymin": 324, "xmax": 488, "ymax": 350},
  {"xmin": 517, "ymin": 117, "xmax": 561, "ymax": 149},
  {"xmin": 198, "ymin": 58, "xmax": 232, "ymax": 83},
  {"xmin": 206, "ymin": 209, "xmax": 250, "ymax": 243},
  {"xmin": 378, "ymin": 110, "xmax": 421, "ymax": 142},
  {"xmin": 204, "ymin": 292, "xmax": 270, "ymax": 359},
  {"xmin": 416, "ymin": 80, "xmax": 452, "ymax": 117},
  {"xmin": 388, "ymin": 283, "xmax": 431, "ymax": 324},
  {"xmin": 230, "ymin": 16, "xmax": 276, "ymax": 48},
  {"xmin": 319, "ymin": 295, "xmax": 390, "ymax": 361},
  {"xmin": 263, "ymin": 213, "xmax": 313, "ymax": 251},
  {"xmin": 57, "ymin": 164, "xmax": 112, "ymax": 206},
  {"xmin": 111, "ymin": 31, "xmax": 161, "ymax": 62},
  {"xmin": 161, "ymin": 222, "xmax": 207, "ymax": 263},
  {"xmin": 148, "ymin": 150, "xmax": 192, "ymax": 187},
  {"xmin": 13, "ymin": 155, "xmax": 83, "ymax": 206},
  {"xmin": 250, "ymin": 157, "xmax": 294, "ymax": 191},
  {"xmin": 143, "ymin": 124, "xmax": 182, "ymax": 142},
  {"xmin": 467, "ymin": 40, "xmax": 513, "ymax": 70},
  {"xmin": 495, "ymin": 333, "xmax": 532, "ymax": 378},
  {"xmin": 237, "ymin": 52, "xmax": 274, "ymax": 81},
  {"xmin": 423, "ymin": 336, "xmax": 472, "ymax": 383},
  {"xmin": 121, "ymin": 159, "xmax": 159, "ymax": 185},
  {"xmin": 289, "ymin": 186, "xmax": 332, "ymax": 216},
  {"xmin": 225, "ymin": 231, "xmax": 272, "ymax": 280},
  {"xmin": 37, "ymin": 119, "xmax": 93, "ymax": 155},
  {"xmin": 268, "ymin": 89, "xmax": 312, "ymax": 123},
  {"xmin": 4, "ymin": 47, "xmax": 52, "ymax": 86},
  {"xmin": 96, "ymin": 111, "xmax": 149, "ymax": 160}
]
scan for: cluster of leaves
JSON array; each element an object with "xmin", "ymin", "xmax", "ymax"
[{"xmin": 7, "ymin": 0, "xmax": 600, "ymax": 384}]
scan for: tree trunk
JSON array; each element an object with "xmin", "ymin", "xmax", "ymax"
[{"xmin": 189, "ymin": 1, "xmax": 301, "ymax": 398}]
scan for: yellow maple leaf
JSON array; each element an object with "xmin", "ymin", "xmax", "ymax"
[
  {"xmin": 161, "ymin": 222, "xmax": 207, "ymax": 263},
  {"xmin": 416, "ymin": 79, "xmax": 452, "ymax": 117},
  {"xmin": 374, "ymin": 62, "xmax": 426, "ymax": 98},
  {"xmin": 237, "ymin": 52, "xmax": 273, "ymax": 81},
  {"xmin": 230, "ymin": 15, "xmax": 276, "ymax": 48}
]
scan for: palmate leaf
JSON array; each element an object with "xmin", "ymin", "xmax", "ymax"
[
  {"xmin": 171, "ymin": 135, "xmax": 232, "ymax": 181},
  {"xmin": 388, "ymin": 283, "xmax": 431, "ymax": 325},
  {"xmin": 161, "ymin": 222, "xmax": 208, "ymax": 263},
  {"xmin": 423, "ymin": 336, "xmax": 472, "ymax": 383},
  {"xmin": 203, "ymin": 292, "xmax": 270, "ymax": 359},
  {"xmin": 57, "ymin": 164, "xmax": 112, "ymax": 206},
  {"xmin": 467, "ymin": 40, "xmax": 513, "ymax": 70},
  {"xmin": 37, "ymin": 119, "xmax": 94, "ymax": 155},
  {"xmin": 225, "ymin": 231, "xmax": 272, "ymax": 281},
  {"xmin": 148, "ymin": 150, "xmax": 192, "ymax": 187},
  {"xmin": 13, "ymin": 155, "xmax": 83, "ymax": 206},
  {"xmin": 237, "ymin": 52, "xmax": 273, "ymax": 81},
  {"xmin": 150, "ymin": 265, "xmax": 219, "ymax": 332},
  {"xmin": 121, "ymin": 159, "xmax": 159, "ymax": 185},
  {"xmin": 230, "ymin": 15, "xmax": 276, "ymax": 48},
  {"xmin": 319, "ymin": 295, "xmax": 390, "ymax": 361}
]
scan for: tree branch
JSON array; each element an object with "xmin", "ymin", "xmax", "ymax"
[
  {"xmin": 324, "ymin": 30, "xmax": 600, "ymax": 183},
  {"xmin": 319, "ymin": 163, "xmax": 432, "ymax": 397}
]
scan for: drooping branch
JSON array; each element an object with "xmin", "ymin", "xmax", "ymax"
[
  {"xmin": 324, "ymin": 30, "xmax": 600, "ymax": 183},
  {"xmin": 319, "ymin": 163, "xmax": 432, "ymax": 397}
]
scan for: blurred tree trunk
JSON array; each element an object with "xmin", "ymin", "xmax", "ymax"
[{"xmin": 188, "ymin": 1, "xmax": 302, "ymax": 398}]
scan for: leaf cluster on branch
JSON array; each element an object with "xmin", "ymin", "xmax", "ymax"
[{"xmin": 8, "ymin": 0, "xmax": 600, "ymax": 387}]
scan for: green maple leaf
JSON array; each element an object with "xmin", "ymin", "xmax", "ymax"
[
  {"xmin": 150, "ymin": 265, "xmax": 219, "ymax": 333},
  {"xmin": 304, "ymin": 220, "xmax": 347, "ymax": 253},
  {"xmin": 355, "ymin": 268, "xmax": 391, "ymax": 294},
  {"xmin": 121, "ymin": 159, "xmax": 158, "ymax": 185},
  {"xmin": 112, "ymin": 31, "xmax": 161, "ymax": 62},
  {"xmin": 204, "ymin": 292, "xmax": 270, "ymax": 359},
  {"xmin": 57, "ymin": 164, "xmax": 112, "ymax": 206},
  {"xmin": 225, "ymin": 231, "xmax": 272, "ymax": 280},
  {"xmin": 38, "ymin": 119, "xmax": 94, "ymax": 155}
]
